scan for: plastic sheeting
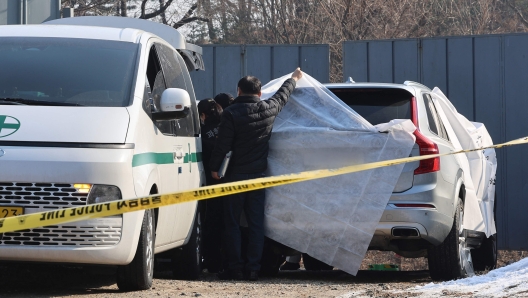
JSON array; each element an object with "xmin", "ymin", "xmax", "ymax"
[
  {"xmin": 431, "ymin": 88, "xmax": 497, "ymax": 237},
  {"xmin": 260, "ymin": 74, "xmax": 416, "ymax": 275}
]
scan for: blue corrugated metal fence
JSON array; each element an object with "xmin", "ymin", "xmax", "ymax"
[{"xmin": 190, "ymin": 44, "xmax": 329, "ymax": 101}]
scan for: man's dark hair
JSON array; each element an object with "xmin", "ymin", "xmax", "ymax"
[
  {"xmin": 238, "ymin": 76, "xmax": 261, "ymax": 95},
  {"xmin": 198, "ymin": 98, "xmax": 215, "ymax": 115},
  {"xmin": 214, "ymin": 93, "xmax": 234, "ymax": 109}
]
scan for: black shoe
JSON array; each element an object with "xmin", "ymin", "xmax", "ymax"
[
  {"xmin": 280, "ymin": 262, "xmax": 300, "ymax": 271},
  {"xmin": 204, "ymin": 261, "xmax": 223, "ymax": 273},
  {"xmin": 246, "ymin": 270, "xmax": 259, "ymax": 281},
  {"xmin": 217, "ymin": 269, "xmax": 244, "ymax": 281}
]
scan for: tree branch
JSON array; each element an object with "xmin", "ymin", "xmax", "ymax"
[
  {"xmin": 140, "ymin": 0, "xmax": 147, "ymax": 18},
  {"xmin": 140, "ymin": 0, "xmax": 175, "ymax": 19},
  {"xmin": 173, "ymin": 17, "xmax": 209, "ymax": 29},
  {"xmin": 172, "ymin": 3, "xmax": 204, "ymax": 28},
  {"xmin": 159, "ymin": 0, "xmax": 168, "ymax": 24},
  {"xmin": 508, "ymin": 0, "xmax": 528, "ymax": 27},
  {"xmin": 181, "ymin": 4, "xmax": 199, "ymax": 22}
]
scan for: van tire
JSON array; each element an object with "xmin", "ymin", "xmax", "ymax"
[
  {"xmin": 116, "ymin": 209, "xmax": 155, "ymax": 291},
  {"xmin": 427, "ymin": 200, "xmax": 473, "ymax": 280},
  {"xmin": 302, "ymin": 253, "xmax": 333, "ymax": 271},
  {"xmin": 172, "ymin": 209, "xmax": 202, "ymax": 280}
]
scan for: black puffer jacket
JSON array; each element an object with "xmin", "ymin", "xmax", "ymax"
[
  {"xmin": 200, "ymin": 117, "xmax": 220, "ymax": 185},
  {"xmin": 210, "ymin": 78, "xmax": 296, "ymax": 174}
]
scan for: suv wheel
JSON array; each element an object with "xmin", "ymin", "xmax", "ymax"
[
  {"xmin": 116, "ymin": 209, "xmax": 155, "ymax": 291},
  {"xmin": 172, "ymin": 209, "xmax": 202, "ymax": 280},
  {"xmin": 427, "ymin": 200, "xmax": 474, "ymax": 280}
]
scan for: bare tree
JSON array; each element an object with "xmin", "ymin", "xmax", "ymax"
[
  {"xmin": 63, "ymin": 0, "xmax": 528, "ymax": 81},
  {"xmin": 171, "ymin": 3, "xmax": 209, "ymax": 29},
  {"xmin": 62, "ymin": 0, "xmax": 209, "ymax": 30}
]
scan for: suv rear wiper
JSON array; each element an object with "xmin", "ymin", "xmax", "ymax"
[{"xmin": 0, "ymin": 97, "xmax": 83, "ymax": 106}]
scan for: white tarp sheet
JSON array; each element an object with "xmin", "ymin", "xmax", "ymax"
[
  {"xmin": 260, "ymin": 74, "xmax": 416, "ymax": 275},
  {"xmin": 431, "ymin": 88, "xmax": 497, "ymax": 236},
  {"xmin": 257, "ymin": 73, "xmax": 496, "ymax": 275}
]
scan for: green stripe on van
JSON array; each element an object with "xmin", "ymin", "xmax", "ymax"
[
  {"xmin": 132, "ymin": 152, "xmax": 203, "ymax": 167},
  {"xmin": 196, "ymin": 152, "xmax": 202, "ymax": 162},
  {"xmin": 132, "ymin": 152, "xmax": 174, "ymax": 167},
  {"xmin": 184, "ymin": 152, "xmax": 203, "ymax": 163}
]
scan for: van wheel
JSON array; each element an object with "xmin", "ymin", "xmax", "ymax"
[
  {"xmin": 427, "ymin": 200, "xmax": 474, "ymax": 281},
  {"xmin": 116, "ymin": 209, "xmax": 155, "ymax": 291},
  {"xmin": 172, "ymin": 209, "xmax": 202, "ymax": 280},
  {"xmin": 302, "ymin": 253, "xmax": 333, "ymax": 271}
]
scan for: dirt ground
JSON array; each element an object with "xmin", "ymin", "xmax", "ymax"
[{"xmin": 0, "ymin": 250, "xmax": 526, "ymax": 298}]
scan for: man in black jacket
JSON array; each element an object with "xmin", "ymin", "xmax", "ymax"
[
  {"xmin": 197, "ymin": 98, "xmax": 225, "ymax": 273},
  {"xmin": 210, "ymin": 68, "xmax": 303, "ymax": 281},
  {"xmin": 198, "ymin": 98, "xmax": 223, "ymax": 186}
]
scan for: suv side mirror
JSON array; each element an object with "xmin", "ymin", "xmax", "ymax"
[{"xmin": 152, "ymin": 88, "xmax": 191, "ymax": 120}]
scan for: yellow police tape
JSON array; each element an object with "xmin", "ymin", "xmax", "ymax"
[{"xmin": 1, "ymin": 136, "xmax": 527, "ymax": 233}]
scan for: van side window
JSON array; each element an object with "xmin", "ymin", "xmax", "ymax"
[
  {"xmin": 157, "ymin": 44, "xmax": 195, "ymax": 137},
  {"xmin": 174, "ymin": 51, "xmax": 200, "ymax": 135},
  {"xmin": 145, "ymin": 45, "xmax": 172, "ymax": 135}
]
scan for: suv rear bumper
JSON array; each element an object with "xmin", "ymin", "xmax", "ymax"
[
  {"xmin": 376, "ymin": 203, "xmax": 453, "ymax": 245},
  {"xmin": 369, "ymin": 179, "xmax": 457, "ymax": 252},
  {"xmin": 369, "ymin": 210, "xmax": 452, "ymax": 255}
]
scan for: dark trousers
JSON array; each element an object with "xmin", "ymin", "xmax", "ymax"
[
  {"xmin": 223, "ymin": 172, "xmax": 265, "ymax": 272},
  {"xmin": 203, "ymin": 196, "xmax": 224, "ymax": 272}
]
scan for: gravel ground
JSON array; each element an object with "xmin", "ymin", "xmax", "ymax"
[{"xmin": 0, "ymin": 250, "xmax": 525, "ymax": 297}]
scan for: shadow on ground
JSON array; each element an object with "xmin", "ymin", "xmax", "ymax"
[
  {"xmin": 0, "ymin": 263, "xmax": 119, "ymax": 297},
  {"xmin": 0, "ymin": 261, "xmax": 431, "ymax": 297}
]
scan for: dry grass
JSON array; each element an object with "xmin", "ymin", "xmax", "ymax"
[
  {"xmin": 359, "ymin": 250, "xmax": 528, "ymax": 271},
  {"xmin": 496, "ymin": 250, "xmax": 528, "ymax": 268}
]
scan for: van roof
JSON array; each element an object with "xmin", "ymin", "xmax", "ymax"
[
  {"xmin": 0, "ymin": 24, "xmax": 144, "ymax": 44},
  {"xmin": 45, "ymin": 16, "xmax": 197, "ymax": 53}
]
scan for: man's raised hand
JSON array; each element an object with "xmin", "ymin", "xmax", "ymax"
[{"xmin": 291, "ymin": 67, "xmax": 303, "ymax": 81}]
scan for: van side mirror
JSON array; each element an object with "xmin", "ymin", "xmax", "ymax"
[{"xmin": 152, "ymin": 88, "xmax": 191, "ymax": 120}]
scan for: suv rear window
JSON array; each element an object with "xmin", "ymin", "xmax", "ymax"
[{"xmin": 328, "ymin": 88, "xmax": 412, "ymax": 125}]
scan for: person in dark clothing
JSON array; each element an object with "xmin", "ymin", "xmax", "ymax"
[
  {"xmin": 197, "ymin": 98, "xmax": 224, "ymax": 273},
  {"xmin": 198, "ymin": 98, "xmax": 223, "ymax": 185},
  {"xmin": 210, "ymin": 68, "xmax": 303, "ymax": 281},
  {"xmin": 214, "ymin": 92, "xmax": 234, "ymax": 110}
]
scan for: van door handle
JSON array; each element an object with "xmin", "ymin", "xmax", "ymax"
[
  {"xmin": 173, "ymin": 145, "xmax": 184, "ymax": 162},
  {"xmin": 174, "ymin": 151, "xmax": 183, "ymax": 160}
]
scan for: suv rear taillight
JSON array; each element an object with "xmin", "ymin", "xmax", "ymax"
[
  {"xmin": 413, "ymin": 130, "xmax": 440, "ymax": 174},
  {"xmin": 410, "ymin": 96, "xmax": 440, "ymax": 175}
]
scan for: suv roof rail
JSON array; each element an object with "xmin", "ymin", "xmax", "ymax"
[{"xmin": 403, "ymin": 81, "xmax": 431, "ymax": 90}]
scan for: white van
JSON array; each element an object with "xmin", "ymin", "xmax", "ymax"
[{"xmin": 0, "ymin": 17, "xmax": 205, "ymax": 290}]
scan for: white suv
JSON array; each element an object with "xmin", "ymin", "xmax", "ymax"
[{"xmin": 324, "ymin": 80, "xmax": 497, "ymax": 280}]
